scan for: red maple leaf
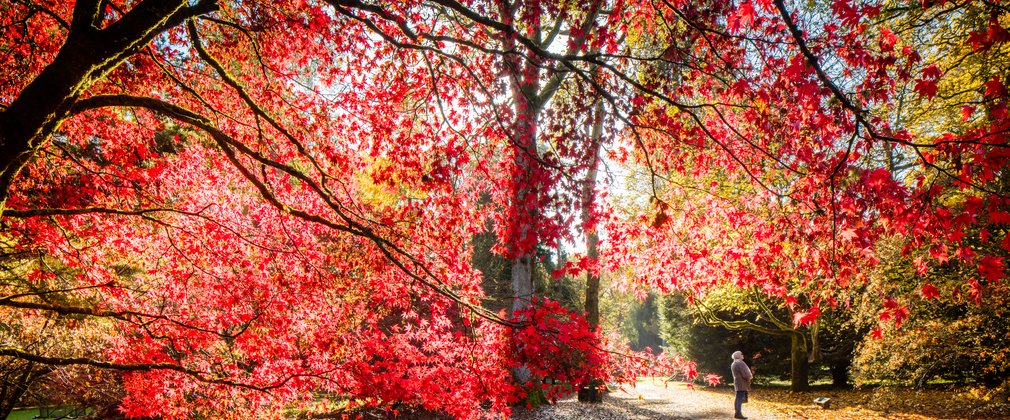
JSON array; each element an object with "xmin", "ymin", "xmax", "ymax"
[
  {"xmin": 991, "ymin": 211, "xmax": 1010, "ymax": 224},
  {"xmin": 985, "ymin": 75, "xmax": 1007, "ymax": 98},
  {"xmin": 878, "ymin": 28, "xmax": 898, "ymax": 51},
  {"xmin": 920, "ymin": 283, "xmax": 940, "ymax": 300},
  {"xmin": 792, "ymin": 306, "xmax": 821, "ymax": 326},
  {"xmin": 979, "ymin": 256, "xmax": 1005, "ymax": 282},
  {"xmin": 831, "ymin": 0, "xmax": 862, "ymax": 27},
  {"xmin": 914, "ymin": 78, "xmax": 938, "ymax": 99},
  {"xmin": 961, "ymin": 105, "xmax": 975, "ymax": 121},
  {"xmin": 922, "ymin": 63, "xmax": 943, "ymax": 79},
  {"xmin": 968, "ymin": 278, "xmax": 984, "ymax": 303},
  {"xmin": 735, "ymin": 1, "xmax": 757, "ymax": 30},
  {"xmin": 968, "ymin": 31, "xmax": 990, "ymax": 51}
]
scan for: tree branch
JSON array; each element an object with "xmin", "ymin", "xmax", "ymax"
[
  {"xmin": 0, "ymin": 347, "xmax": 293, "ymax": 392},
  {"xmin": 69, "ymin": 94, "xmax": 517, "ymax": 328}
]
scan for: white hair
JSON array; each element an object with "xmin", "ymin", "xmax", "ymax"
[{"xmin": 732, "ymin": 351, "xmax": 744, "ymax": 360}]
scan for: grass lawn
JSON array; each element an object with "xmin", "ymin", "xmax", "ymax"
[
  {"xmin": 6, "ymin": 406, "xmax": 91, "ymax": 420},
  {"xmin": 701, "ymin": 383, "xmax": 1010, "ymax": 419},
  {"xmin": 7, "ymin": 408, "xmax": 40, "ymax": 420}
]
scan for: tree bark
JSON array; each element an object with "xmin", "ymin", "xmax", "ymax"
[
  {"xmin": 830, "ymin": 359, "xmax": 851, "ymax": 388},
  {"xmin": 584, "ymin": 238, "xmax": 600, "ymax": 328},
  {"xmin": 0, "ymin": 0, "xmax": 216, "ymax": 213},
  {"xmin": 0, "ymin": 361, "xmax": 47, "ymax": 419},
  {"xmin": 790, "ymin": 332, "xmax": 810, "ymax": 391},
  {"xmin": 583, "ymin": 98, "xmax": 604, "ymax": 330},
  {"xmin": 507, "ymin": 102, "xmax": 539, "ymax": 386},
  {"xmin": 577, "ymin": 82, "xmax": 605, "ymax": 405}
]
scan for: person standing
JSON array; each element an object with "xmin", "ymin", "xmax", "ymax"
[{"xmin": 731, "ymin": 351, "xmax": 752, "ymax": 419}]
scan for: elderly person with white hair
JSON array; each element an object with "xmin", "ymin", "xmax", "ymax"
[{"xmin": 731, "ymin": 351, "xmax": 753, "ymax": 419}]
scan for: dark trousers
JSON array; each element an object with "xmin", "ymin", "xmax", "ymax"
[{"xmin": 735, "ymin": 390, "xmax": 748, "ymax": 415}]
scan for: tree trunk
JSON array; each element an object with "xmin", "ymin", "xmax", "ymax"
[
  {"xmin": 577, "ymin": 86, "xmax": 605, "ymax": 405},
  {"xmin": 0, "ymin": 362, "xmax": 45, "ymax": 419},
  {"xmin": 0, "ymin": 0, "xmax": 215, "ymax": 212},
  {"xmin": 507, "ymin": 105, "xmax": 539, "ymax": 386},
  {"xmin": 509, "ymin": 254, "xmax": 534, "ymax": 384},
  {"xmin": 0, "ymin": 382, "xmax": 14, "ymax": 420},
  {"xmin": 790, "ymin": 333, "xmax": 810, "ymax": 391},
  {"xmin": 583, "ymin": 98, "xmax": 604, "ymax": 330},
  {"xmin": 584, "ymin": 235, "xmax": 600, "ymax": 328},
  {"xmin": 509, "ymin": 254, "xmax": 534, "ymax": 315},
  {"xmin": 505, "ymin": 42, "xmax": 541, "ymax": 387},
  {"xmin": 506, "ymin": 89, "xmax": 540, "ymax": 318},
  {"xmin": 830, "ymin": 359, "xmax": 851, "ymax": 388}
]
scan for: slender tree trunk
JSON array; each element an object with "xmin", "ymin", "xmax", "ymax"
[
  {"xmin": 505, "ymin": 76, "xmax": 540, "ymax": 312},
  {"xmin": 577, "ymin": 90, "xmax": 605, "ymax": 405},
  {"xmin": 584, "ymin": 239, "xmax": 600, "ymax": 328},
  {"xmin": 506, "ymin": 68, "xmax": 541, "ymax": 386},
  {"xmin": 830, "ymin": 359, "xmax": 851, "ymax": 388},
  {"xmin": 583, "ymin": 98, "xmax": 605, "ymax": 330},
  {"xmin": 0, "ymin": 362, "xmax": 44, "ymax": 419},
  {"xmin": 790, "ymin": 333, "xmax": 810, "ymax": 391},
  {"xmin": 0, "ymin": 381, "xmax": 13, "ymax": 420}
]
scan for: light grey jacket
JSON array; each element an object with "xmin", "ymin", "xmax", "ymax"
[{"xmin": 732, "ymin": 359, "xmax": 752, "ymax": 392}]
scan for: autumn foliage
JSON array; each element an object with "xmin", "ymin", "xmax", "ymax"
[{"xmin": 0, "ymin": 0, "xmax": 1008, "ymax": 418}]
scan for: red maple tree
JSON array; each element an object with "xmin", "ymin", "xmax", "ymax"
[{"xmin": 0, "ymin": 0, "xmax": 1007, "ymax": 418}]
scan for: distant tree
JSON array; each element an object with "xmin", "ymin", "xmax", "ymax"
[
  {"xmin": 660, "ymin": 292, "xmax": 791, "ymax": 383},
  {"xmin": 851, "ymin": 231, "xmax": 1010, "ymax": 387},
  {"xmin": 660, "ymin": 287, "xmax": 859, "ymax": 390}
]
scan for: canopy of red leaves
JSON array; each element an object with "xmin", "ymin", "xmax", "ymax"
[{"xmin": 0, "ymin": 0, "xmax": 1007, "ymax": 417}]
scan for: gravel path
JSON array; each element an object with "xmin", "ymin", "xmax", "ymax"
[{"xmin": 512, "ymin": 380, "xmax": 780, "ymax": 420}]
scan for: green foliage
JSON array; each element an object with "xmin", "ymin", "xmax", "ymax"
[
  {"xmin": 852, "ymin": 309, "xmax": 1010, "ymax": 387},
  {"xmin": 659, "ymin": 288, "xmax": 860, "ymax": 388},
  {"xmin": 533, "ymin": 246, "xmax": 583, "ymax": 314},
  {"xmin": 629, "ymin": 293, "xmax": 664, "ymax": 352},
  {"xmin": 599, "ymin": 283, "xmax": 637, "ymax": 345},
  {"xmin": 598, "ymin": 285, "xmax": 666, "ymax": 352},
  {"xmin": 851, "ymin": 236, "xmax": 1010, "ymax": 387},
  {"xmin": 473, "ymin": 218, "xmax": 512, "ymax": 313},
  {"xmin": 473, "ymin": 223, "xmax": 582, "ymax": 315},
  {"xmin": 659, "ymin": 292, "xmax": 792, "ymax": 382}
]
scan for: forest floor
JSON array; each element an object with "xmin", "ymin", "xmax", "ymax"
[{"xmin": 511, "ymin": 378, "xmax": 1010, "ymax": 419}]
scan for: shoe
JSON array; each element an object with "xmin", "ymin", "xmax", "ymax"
[{"xmin": 734, "ymin": 415, "xmax": 747, "ymax": 419}]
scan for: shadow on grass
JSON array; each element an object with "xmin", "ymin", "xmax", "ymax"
[{"xmin": 700, "ymin": 383, "xmax": 1010, "ymax": 419}]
